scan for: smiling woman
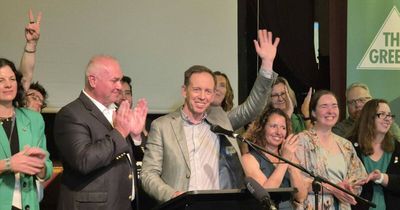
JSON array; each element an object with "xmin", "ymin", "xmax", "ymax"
[
  {"xmin": 212, "ymin": 71, "xmax": 234, "ymax": 112},
  {"xmin": 349, "ymin": 99, "xmax": 400, "ymax": 210},
  {"xmin": 0, "ymin": 58, "xmax": 53, "ymax": 210},
  {"xmin": 295, "ymin": 90, "xmax": 367, "ymax": 210},
  {"xmin": 265, "ymin": 77, "xmax": 312, "ymax": 134},
  {"xmin": 242, "ymin": 108, "xmax": 307, "ymax": 209}
]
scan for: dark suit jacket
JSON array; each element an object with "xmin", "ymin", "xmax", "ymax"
[{"xmin": 54, "ymin": 92, "xmax": 138, "ymax": 210}]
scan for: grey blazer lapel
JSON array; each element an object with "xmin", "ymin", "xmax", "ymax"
[{"xmin": 170, "ymin": 110, "xmax": 191, "ymax": 170}]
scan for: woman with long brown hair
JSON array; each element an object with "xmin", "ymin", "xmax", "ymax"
[
  {"xmin": 242, "ymin": 108, "xmax": 306, "ymax": 209},
  {"xmin": 349, "ymin": 99, "xmax": 400, "ymax": 210}
]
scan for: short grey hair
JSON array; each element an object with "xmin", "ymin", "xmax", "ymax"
[{"xmin": 346, "ymin": 82, "xmax": 372, "ymax": 98}]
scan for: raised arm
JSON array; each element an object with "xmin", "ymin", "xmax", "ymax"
[
  {"xmin": 20, "ymin": 9, "xmax": 42, "ymax": 91},
  {"xmin": 228, "ymin": 29, "xmax": 280, "ymax": 130}
]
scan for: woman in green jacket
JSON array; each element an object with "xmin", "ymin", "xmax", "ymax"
[{"xmin": 0, "ymin": 58, "xmax": 53, "ymax": 210}]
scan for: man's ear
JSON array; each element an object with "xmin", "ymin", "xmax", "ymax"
[
  {"xmin": 181, "ymin": 85, "xmax": 187, "ymax": 98},
  {"xmin": 88, "ymin": 75, "xmax": 96, "ymax": 88}
]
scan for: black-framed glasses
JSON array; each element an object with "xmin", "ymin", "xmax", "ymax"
[
  {"xmin": 347, "ymin": 97, "xmax": 371, "ymax": 106},
  {"xmin": 271, "ymin": 92, "xmax": 286, "ymax": 99},
  {"xmin": 376, "ymin": 113, "xmax": 395, "ymax": 120}
]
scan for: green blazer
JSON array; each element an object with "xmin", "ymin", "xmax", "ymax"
[{"xmin": 0, "ymin": 108, "xmax": 53, "ymax": 210}]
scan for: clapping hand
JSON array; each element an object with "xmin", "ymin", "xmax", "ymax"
[
  {"xmin": 365, "ymin": 169, "xmax": 382, "ymax": 183},
  {"xmin": 332, "ymin": 179, "xmax": 357, "ymax": 205},
  {"xmin": 114, "ymin": 100, "xmax": 133, "ymax": 138},
  {"xmin": 10, "ymin": 146, "xmax": 46, "ymax": 175},
  {"xmin": 129, "ymin": 99, "xmax": 148, "ymax": 137},
  {"xmin": 280, "ymin": 134, "xmax": 298, "ymax": 161}
]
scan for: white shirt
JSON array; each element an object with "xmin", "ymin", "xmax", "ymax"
[{"xmin": 181, "ymin": 110, "xmax": 220, "ymax": 191}]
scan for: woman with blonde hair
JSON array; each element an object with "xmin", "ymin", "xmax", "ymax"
[{"xmin": 267, "ymin": 77, "xmax": 312, "ymax": 134}]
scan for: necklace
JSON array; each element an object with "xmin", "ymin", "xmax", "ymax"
[
  {"xmin": 3, "ymin": 116, "xmax": 15, "ymax": 143},
  {"xmin": 0, "ymin": 110, "xmax": 15, "ymax": 125},
  {"xmin": 0, "ymin": 117, "xmax": 13, "ymax": 125}
]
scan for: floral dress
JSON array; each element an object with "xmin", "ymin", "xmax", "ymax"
[{"xmin": 295, "ymin": 129, "xmax": 367, "ymax": 210}]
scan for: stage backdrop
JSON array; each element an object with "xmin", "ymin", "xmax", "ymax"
[
  {"xmin": 347, "ymin": 1, "xmax": 400, "ymax": 124},
  {"xmin": 0, "ymin": 1, "xmax": 238, "ymax": 114}
]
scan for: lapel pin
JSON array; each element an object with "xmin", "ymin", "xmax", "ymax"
[{"xmin": 394, "ymin": 156, "xmax": 398, "ymax": 164}]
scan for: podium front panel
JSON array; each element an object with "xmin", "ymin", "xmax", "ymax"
[{"xmin": 154, "ymin": 188, "xmax": 296, "ymax": 210}]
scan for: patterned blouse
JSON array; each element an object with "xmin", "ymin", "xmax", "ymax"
[{"xmin": 295, "ymin": 129, "xmax": 367, "ymax": 210}]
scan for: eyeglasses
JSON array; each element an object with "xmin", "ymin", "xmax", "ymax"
[
  {"xmin": 26, "ymin": 92, "xmax": 47, "ymax": 109},
  {"xmin": 271, "ymin": 92, "xmax": 286, "ymax": 99},
  {"xmin": 376, "ymin": 113, "xmax": 395, "ymax": 120},
  {"xmin": 347, "ymin": 97, "xmax": 371, "ymax": 106}
]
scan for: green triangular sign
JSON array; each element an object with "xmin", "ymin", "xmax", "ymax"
[{"xmin": 357, "ymin": 6, "xmax": 400, "ymax": 70}]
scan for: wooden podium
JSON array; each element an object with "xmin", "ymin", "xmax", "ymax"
[{"xmin": 153, "ymin": 188, "xmax": 297, "ymax": 210}]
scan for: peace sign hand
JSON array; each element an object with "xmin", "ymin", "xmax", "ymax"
[{"xmin": 25, "ymin": 9, "xmax": 42, "ymax": 44}]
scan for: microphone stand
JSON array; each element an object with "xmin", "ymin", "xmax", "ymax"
[{"xmin": 233, "ymin": 134, "xmax": 376, "ymax": 210}]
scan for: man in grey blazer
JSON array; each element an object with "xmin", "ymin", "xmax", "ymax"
[
  {"xmin": 54, "ymin": 55, "xmax": 148, "ymax": 210},
  {"xmin": 141, "ymin": 29, "xmax": 280, "ymax": 203},
  {"xmin": 141, "ymin": 65, "xmax": 244, "ymax": 203}
]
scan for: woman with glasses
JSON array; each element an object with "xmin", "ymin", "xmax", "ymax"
[
  {"xmin": 295, "ymin": 90, "xmax": 367, "ymax": 210},
  {"xmin": 0, "ymin": 58, "xmax": 53, "ymax": 210},
  {"xmin": 242, "ymin": 108, "xmax": 306, "ymax": 209},
  {"xmin": 25, "ymin": 82, "xmax": 47, "ymax": 112},
  {"xmin": 268, "ymin": 77, "xmax": 312, "ymax": 134},
  {"xmin": 348, "ymin": 99, "xmax": 400, "ymax": 210}
]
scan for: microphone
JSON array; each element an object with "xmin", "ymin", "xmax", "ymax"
[
  {"xmin": 245, "ymin": 177, "xmax": 277, "ymax": 210},
  {"xmin": 210, "ymin": 124, "xmax": 242, "ymax": 140}
]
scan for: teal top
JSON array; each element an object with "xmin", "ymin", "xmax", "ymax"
[
  {"xmin": 291, "ymin": 113, "xmax": 306, "ymax": 134},
  {"xmin": 362, "ymin": 152, "xmax": 392, "ymax": 210}
]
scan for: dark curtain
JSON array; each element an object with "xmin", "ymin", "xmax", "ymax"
[{"xmin": 238, "ymin": 0, "xmax": 324, "ymax": 106}]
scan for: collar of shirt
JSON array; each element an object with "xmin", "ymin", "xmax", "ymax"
[
  {"xmin": 82, "ymin": 90, "xmax": 116, "ymax": 124},
  {"xmin": 180, "ymin": 106, "xmax": 207, "ymax": 125}
]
